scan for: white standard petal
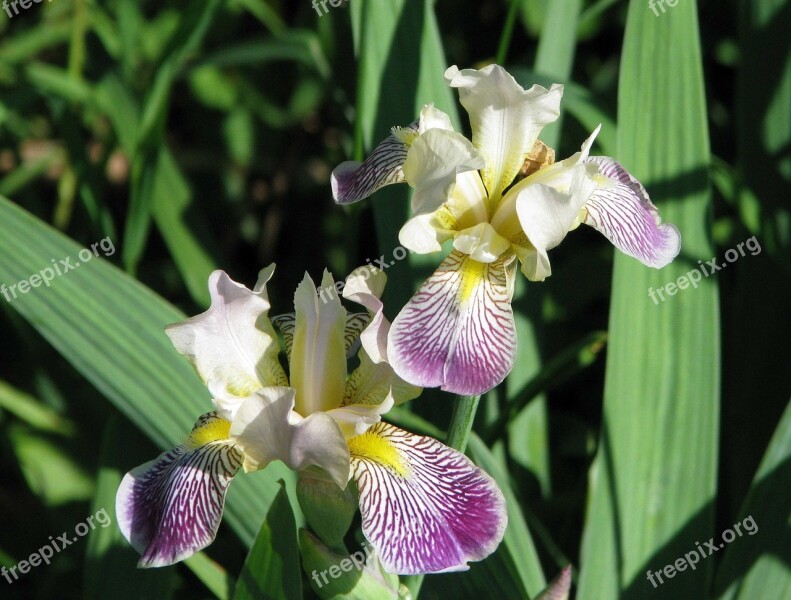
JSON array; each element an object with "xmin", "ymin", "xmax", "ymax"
[
  {"xmin": 342, "ymin": 266, "xmax": 389, "ymax": 364},
  {"xmin": 291, "ymin": 271, "xmax": 348, "ymax": 415},
  {"xmin": 165, "ymin": 268, "xmax": 286, "ymax": 418},
  {"xmin": 403, "ymin": 128, "xmax": 485, "ymax": 216},
  {"xmin": 349, "ymin": 422, "xmax": 507, "ymax": 575},
  {"xmin": 116, "ymin": 412, "xmax": 242, "ymax": 567},
  {"xmin": 417, "ymin": 103, "xmax": 454, "ymax": 133},
  {"xmin": 445, "ymin": 64, "xmax": 563, "ymax": 202},
  {"xmin": 583, "ymin": 156, "xmax": 681, "ymax": 268},
  {"xmin": 230, "ymin": 388, "xmax": 351, "ymax": 489}
]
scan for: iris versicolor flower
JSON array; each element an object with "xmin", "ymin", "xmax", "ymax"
[
  {"xmin": 332, "ymin": 64, "xmax": 681, "ymax": 396},
  {"xmin": 116, "ymin": 265, "xmax": 507, "ymax": 574}
]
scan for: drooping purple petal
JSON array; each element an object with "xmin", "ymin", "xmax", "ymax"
[
  {"xmin": 116, "ymin": 412, "xmax": 242, "ymax": 568},
  {"xmin": 583, "ymin": 157, "xmax": 681, "ymax": 268},
  {"xmin": 349, "ymin": 422, "xmax": 507, "ymax": 575},
  {"xmin": 331, "ymin": 124, "xmax": 417, "ymax": 205},
  {"xmin": 388, "ymin": 250, "xmax": 516, "ymax": 395}
]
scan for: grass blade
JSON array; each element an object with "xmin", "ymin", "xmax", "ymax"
[{"xmin": 577, "ymin": 1, "xmax": 719, "ymax": 597}]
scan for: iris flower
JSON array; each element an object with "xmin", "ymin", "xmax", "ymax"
[
  {"xmin": 116, "ymin": 265, "xmax": 506, "ymax": 574},
  {"xmin": 332, "ymin": 64, "xmax": 680, "ymax": 395}
]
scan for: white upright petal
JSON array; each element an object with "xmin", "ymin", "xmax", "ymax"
[
  {"xmin": 417, "ymin": 104, "xmax": 454, "ymax": 133},
  {"xmin": 342, "ymin": 267, "xmax": 389, "ymax": 363},
  {"xmin": 230, "ymin": 388, "xmax": 351, "ymax": 489},
  {"xmin": 165, "ymin": 268, "xmax": 286, "ymax": 419},
  {"xmin": 445, "ymin": 64, "xmax": 563, "ymax": 202},
  {"xmin": 399, "ymin": 169, "xmax": 489, "ymax": 255},
  {"xmin": 291, "ymin": 271, "xmax": 348, "ymax": 416},
  {"xmin": 495, "ymin": 128, "xmax": 602, "ymax": 280},
  {"xmin": 403, "ymin": 128, "xmax": 484, "ymax": 216}
]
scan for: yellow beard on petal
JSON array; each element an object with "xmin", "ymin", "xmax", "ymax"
[
  {"xmin": 188, "ymin": 414, "xmax": 232, "ymax": 447},
  {"xmin": 457, "ymin": 257, "xmax": 487, "ymax": 304},
  {"xmin": 348, "ymin": 429, "xmax": 410, "ymax": 477}
]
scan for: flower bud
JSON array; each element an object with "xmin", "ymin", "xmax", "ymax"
[{"xmin": 297, "ymin": 467, "xmax": 358, "ymax": 550}]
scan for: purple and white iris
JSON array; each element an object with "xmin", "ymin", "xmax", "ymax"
[
  {"xmin": 116, "ymin": 266, "xmax": 507, "ymax": 573},
  {"xmin": 332, "ymin": 64, "xmax": 681, "ymax": 395}
]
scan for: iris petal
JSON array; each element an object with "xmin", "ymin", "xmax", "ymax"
[
  {"xmin": 445, "ymin": 64, "xmax": 562, "ymax": 202},
  {"xmin": 165, "ymin": 268, "xmax": 287, "ymax": 418},
  {"xmin": 342, "ymin": 267, "xmax": 389, "ymax": 364},
  {"xmin": 388, "ymin": 250, "xmax": 516, "ymax": 395},
  {"xmin": 116, "ymin": 412, "xmax": 242, "ymax": 568},
  {"xmin": 403, "ymin": 128, "xmax": 484, "ymax": 216},
  {"xmin": 291, "ymin": 271, "xmax": 348, "ymax": 415},
  {"xmin": 230, "ymin": 387, "xmax": 351, "ymax": 488},
  {"xmin": 349, "ymin": 422, "xmax": 507, "ymax": 575},
  {"xmin": 583, "ymin": 157, "xmax": 681, "ymax": 268},
  {"xmin": 331, "ymin": 124, "xmax": 416, "ymax": 205}
]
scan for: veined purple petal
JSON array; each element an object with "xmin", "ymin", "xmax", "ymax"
[
  {"xmin": 116, "ymin": 412, "xmax": 242, "ymax": 568},
  {"xmin": 584, "ymin": 157, "xmax": 681, "ymax": 268},
  {"xmin": 388, "ymin": 250, "xmax": 516, "ymax": 395},
  {"xmin": 349, "ymin": 422, "xmax": 507, "ymax": 575},
  {"xmin": 331, "ymin": 124, "xmax": 417, "ymax": 205}
]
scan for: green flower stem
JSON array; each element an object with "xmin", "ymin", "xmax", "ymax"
[
  {"xmin": 446, "ymin": 394, "xmax": 481, "ymax": 452},
  {"xmin": 402, "ymin": 394, "xmax": 481, "ymax": 599}
]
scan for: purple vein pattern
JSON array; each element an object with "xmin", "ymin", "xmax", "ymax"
[
  {"xmin": 389, "ymin": 250, "xmax": 516, "ymax": 395},
  {"xmin": 351, "ymin": 422, "xmax": 507, "ymax": 574},
  {"xmin": 117, "ymin": 412, "xmax": 243, "ymax": 567},
  {"xmin": 331, "ymin": 122, "xmax": 419, "ymax": 205},
  {"xmin": 583, "ymin": 156, "xmax": 680, "ymax": 268}
]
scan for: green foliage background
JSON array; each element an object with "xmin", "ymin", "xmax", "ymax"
[{"xmin": 0, "ymin": 0, "xmax": 788, "ymax": 598}]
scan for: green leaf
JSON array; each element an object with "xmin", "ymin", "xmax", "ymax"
[
  {"xmin": 95, "ymin": 75, "xmax": 218, "ymax": 306},
  {"xmin": 714, "ymin": 399, "xmax": 791, "ymax": 598},
  {"xmin": 233, "ymin": 481, "xmax": 302, "ymax": 600},
  {"xmin": 577, "ymin": 1, "xmax": 719, "ymax": 598},
  {"xmin": 533, "ymin": 0, "xmax": 583, "ymax": 148},
  {"xmin": 350, "ymin": 0, "xmax": 460, "ymax": 312},
  {"xmin": 123, "ymin": 0, "xmax": 222, "ymax": 275},
  {"xmin": 184, "ymin": 552, "xmax": 234, "ymax": 600},
  {"xmin": 0, "ymin": 379, "xmax": 74, "ymax": 435},
  {"xmin": 0, "ymin": 196, "xmax": 290, "ymax": 548},
  {"xmin": 720, "ymin": 0, "xmax": 791, "ymax": 526}
]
